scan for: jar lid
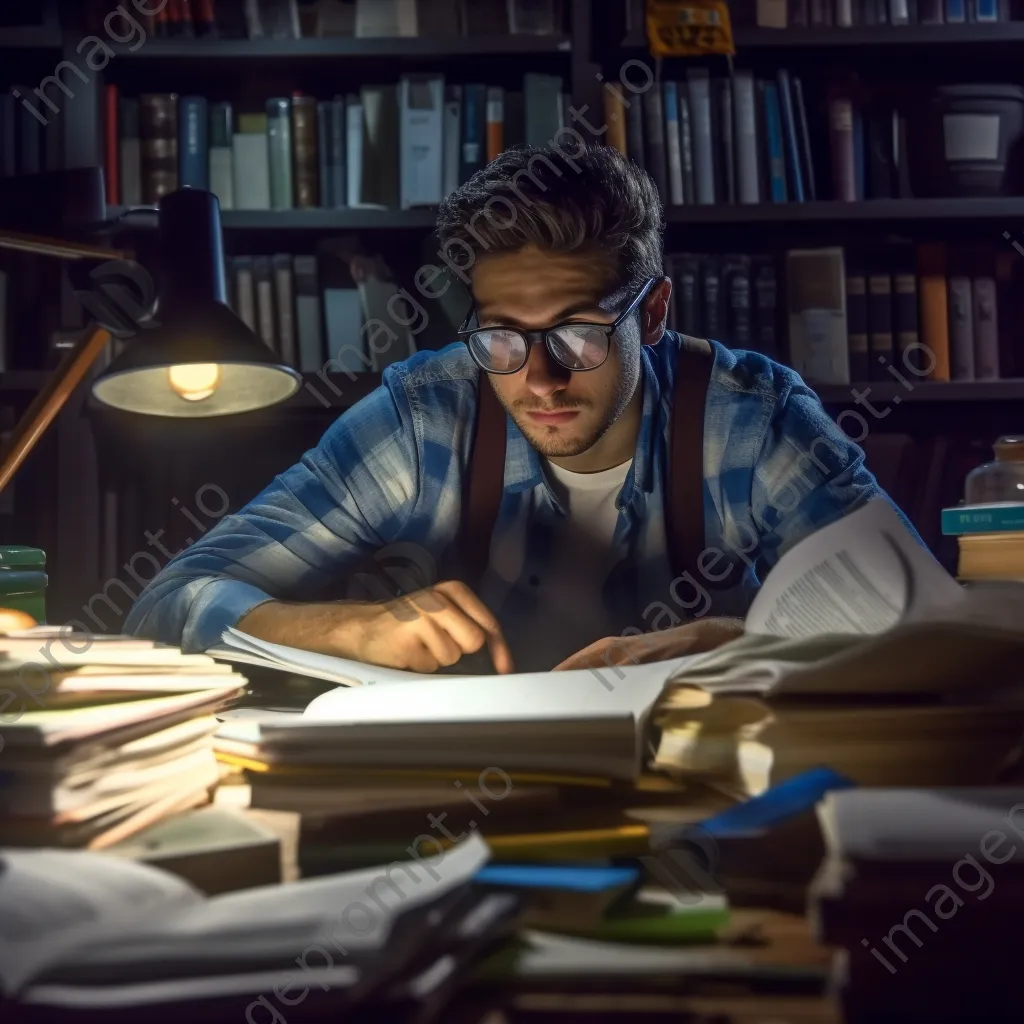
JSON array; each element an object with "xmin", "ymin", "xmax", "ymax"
[
  {"xmin": 0, "ymin": 546, "xmax": 46, "ymax": 568},
  {"xmin": 994, "ymin": 436, "xmax": 1024, "ymax": 461}
]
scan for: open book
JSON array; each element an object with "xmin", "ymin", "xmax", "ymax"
[
  {"xmin": 0, "ymin": 832, "xmax": 490, "ymax": 1011},
  {"xmin": 663, "ymin": 498, "xmax": 1024, "ymax": 701}
]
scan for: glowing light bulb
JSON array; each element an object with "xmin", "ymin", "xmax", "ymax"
[{"xmin": 168, "ymin": 363, "xmax": 221, "ymax": 402}]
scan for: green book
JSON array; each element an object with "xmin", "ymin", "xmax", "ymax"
[{"xmin": 941, "ymin": 503, "xmax": 1024, "ymax": 535}]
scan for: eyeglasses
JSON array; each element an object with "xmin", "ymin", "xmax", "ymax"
[{"xmin": 457, "ymin": 277, "xmax": 657, "ymax": 375}]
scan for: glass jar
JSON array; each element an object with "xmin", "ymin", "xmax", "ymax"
[{"xmin": 965, "ymin": 436, "xmax": 1024, "ymax": 505}]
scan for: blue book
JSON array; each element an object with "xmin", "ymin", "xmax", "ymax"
[
  {"xmin": 975, "ymin": 0, "xmax": 998, "ymax": 18},
  {"xmin": 762, "ymin": 82, "xmax": 788, "ymax": 203},
  {"xmin": 476, "ymin": 865, "xmax": 640, "ymax": 891},
  {"xmin": 852, "ymin": 106, "xmax": 864, "ymax": 201},
  {"xmin": 946, "ymin": 0, "xmax": 967, "ymax": 19},
  {"xmin": 178, "ymin": 96, "xmax": 208, "ymax": 190},
  {"xmin": 316, "ymin": 101, "xmax": 332, "ymax": 208},
  {"xmin": 329, "ymin": 96, "xmax": 346, "ymax": 210},
  {"xmin": 775, "ymin": 70, "xmax": 804, "ymax": 203},
  {"xmin": 460, "ymin": 83, "xmax": 487, "ymax": 184},
  {"xmin": 941, "ymin": 503, "xmax": 1024, "ymax": 535}
]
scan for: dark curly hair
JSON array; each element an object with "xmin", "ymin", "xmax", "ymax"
[{"xmin": 435, "ymin": 143, "xmax": 664, "ymax": 296}]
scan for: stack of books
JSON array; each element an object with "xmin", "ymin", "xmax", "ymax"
[
  {"xmin": 106, "ymin": 74, "xmax": 566, "ymax": 209},
  {"xmin": 0, "ymin": 630, "xmax": 246, "ymax": 849},
  {"xmin": 810, "ymin": 787, "xmax": 1024, "ymax": 1022},
  {"xmin": 942, "ymin": 502, "xmax": 1024, "ymax": 581}
]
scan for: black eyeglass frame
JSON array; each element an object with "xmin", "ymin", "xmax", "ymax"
[{"xmin": 457, "ymin": 276, "xmax": 658, "ymax": 375}]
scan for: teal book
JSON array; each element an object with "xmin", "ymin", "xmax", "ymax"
[{"xmin": 941, "ymin": 503, "xmax": 1024, "ymax": 535}]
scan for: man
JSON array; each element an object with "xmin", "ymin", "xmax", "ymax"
[{"xmin": 126, "ymin": 144, "xmax": 898, "ymax": 674}]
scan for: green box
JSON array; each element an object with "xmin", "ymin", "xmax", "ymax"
[{"xmin": 0, "ymin": 546, "xmax": 47, "ymax": 623}]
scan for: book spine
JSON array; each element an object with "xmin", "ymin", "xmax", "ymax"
[
  {"xmin": 865, "ymin": 109, "xmax": 894, "ymax": 199},
  {"xmin": 267, "ymin": 98, "xmax": 293, "ymax": 209},
  {"xmin": 828, "ymin": 95, "xmax": 856, "ymax": 202},
  {"xmin": 918, "ymin": 0, "xmax": 944, "ymax": 19},
  {"xmin": 702, "ymin": 255, "xmax": 723, "ymax": 340},
  {"xmin": 718, "ymin": 77, "xmax": 735, "ymax": 204},
  {"xmin": 443, "ymin": 85, "xmax": 462, "ymax": 197},
  {"xmin": 942, "ymin": 507, "xmax": 1024, "ymax": 534},
  {"xmin": 179, "ymin": 96, "xmax": 209, "ymax": 189},
  {"xmin": 845, "ymin": 260, "xmax": 869, "ymax": 380},
  {"xmin": 119, "ymin": 97, "xmax": 142, "ymax": 206},
  {"xmin": 486, "ymin": 86, "xmax": 505, "ymax": 163},
  {"xmin": 678, "ymin": 92, "xmax": 695, "ymax": 205},
  {"xmin": 792, "ymin": 77, "xmax": 816, "ymax": 201},
  {"xmin": 273, "ymin": 253, "xmax": 297, "ymax": 367},
  {"xmin": 687, "ymin": 71, "xmax": 715, "ymax": 205},
  {"xmin": 946, "ymin": 0, "xmax": 966, "ymax": 20},
  {"xmin": 948, "ymin": 275, "xmax": 975, "ymax": 380},
  {"xmin": 663, "ymin": 81, "xmax": 684, "ymax": 206},
  {"xmin": 763, "ymin": 82, "xmax": 788, "ymax": 202},
  {"xmin": 626, "ymin": 87, "xmax": 646, "ymax": 171},
  {"xmin": 972, "ymin": 275, "xmax": 1000, "ymax": 380},
  {"xmin": 776, "ymin": 70, "xmax": 804, "ymax": 202},
  {"xmin": 234, "ymin": 255, "xmax": 257, "ymax": 332},
  {"xmin": 673, "ymin": 254, "xmax": 702, "ymax": 337},
  {"xmin": 105, "ymin": 85, "xmax": 120, "ymax": 205},
  {"xmin": 917, "ymin": 244, "xmax": 951, "ymax": 381},
  {"xmin": 643, "ymin": 87, "xmax": 668, "ymax": 203},
  {"xmin": 139, "ymin": 93, "xmax": 179, "ymax": 204},
  {"xmin": 294, "ymin": 255, "xmax": 325, "ymax": 372},
  {"xmin": 733, "ymin": 72, "xmax": 760, "ymax": 204},
  {"xmin": 460, "ymin": 83, "xmax": 486, "ymax": 183},
  {"xmin": 892, "ymin": 258, "xmax": 921, "ymax": 376},
  {"xmin": 724, "ymin": 254, "xmax": 752, "ymax": 349},
  {"xmin": 346, "ymin": 95, "xmax": 363, "ymax": 206},
  {"xmin": 603, "ymin": 84, "xmax": 628, "ymax": 157},
  {"xmin": 291, "ymin": 94, "xmax": 320, "ymax": 208},
  {"xmin": 867, "ymin": 270, "xmax": 894, "ymax": 380},
  {"xmin": 317, "ymin": 100, "xmax": 333, "ymax": 208},
  {"xmin": 753, "ymin": 256, "xmax": 780, "ymax": 361},
  {"xmin": 330, "ymin": 96, "xmax": 347, "ymax": 209}
]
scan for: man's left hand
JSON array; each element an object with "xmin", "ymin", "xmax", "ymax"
[{"xmin": 553, "ymin": 617, "xmax": 745, "ymax": 672}]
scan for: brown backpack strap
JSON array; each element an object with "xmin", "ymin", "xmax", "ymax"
[
  {"xmin": 463, "ymin": 372, "xmax": 507, "ymax": 584},
  {"xmin": 464, "ymin": 337, "xmax": 717, "ymax": 588},
  {"xmin": 667, "ymin": 336, "xmax": 715, "ymax": 583}
]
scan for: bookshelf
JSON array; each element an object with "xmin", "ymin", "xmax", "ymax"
[
  {"xmin": 119, "ymin": 34, "xmax": 573, "ymax": 59},
  {"xmin": 4, "ymin": 0, "xmax": 1024, "ymax": 622}
]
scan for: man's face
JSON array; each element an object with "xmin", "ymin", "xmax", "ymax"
[{"xmin": 471, "ymin": 246, "xmax": 644, "ymax": 459}]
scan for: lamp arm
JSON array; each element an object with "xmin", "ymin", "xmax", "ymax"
[{"xmin": 0, "ymin": 326, "xmax": 113, "ymax": 496}]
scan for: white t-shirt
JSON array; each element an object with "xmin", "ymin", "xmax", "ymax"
[{"xmin": 528, "ymin": 458, "xmax": 633, "ymax": 667}]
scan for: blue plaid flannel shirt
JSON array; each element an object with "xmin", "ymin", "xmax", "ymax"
[{"xmin": 125, "ymin": 332, "xmax": 898, "ymax": 667}]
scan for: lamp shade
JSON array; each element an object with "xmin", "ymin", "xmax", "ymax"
[{"xmin": 91, "ymin": 188, "xmax": 302, "ymax": 417}]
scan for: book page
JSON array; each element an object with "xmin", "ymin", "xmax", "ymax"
[
  {"xmin": 299, "ymin": 657, "xmax": 694, "ymax": 725},
  {"xmin": 215, "ymin": 627, "xmax": 440, "ymax": 686},
  {"xmin": 745, "ymin": 500, "xmax": 962, "ymax": 638},
  {"xmin": 0, "ymin": 849, "xmax": 201, "ymax": 995},
  {"xmin": 15, "ymin": 833, "xmax": 489, "ymax": 1001}
]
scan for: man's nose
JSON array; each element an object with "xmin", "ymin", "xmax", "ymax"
[{"xmin": 523, "ymin": 339, "xmax": 570, "ymax": 399}]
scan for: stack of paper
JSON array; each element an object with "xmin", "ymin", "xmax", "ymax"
[
  {"xmin": 0, "ymin": 632, "xmax": 247, "ymax": 848},
  {"xmin": 0, "ymin": 832, "xmax": 511, "ymax": 1018},
  {"xmin": 652, "ymin": 501, "xmax": 1024, "ymax": 801},
  {"xmin": 212, "ymin": 655, "xmax": 713, "ymax": 873},
  {"xmin": 810, "ymin": 788, "xmax": 1024, "ymax": 1020}
]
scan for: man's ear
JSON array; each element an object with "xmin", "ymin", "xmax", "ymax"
[{"xmin": 641, "ymin": 276, "xmax": 672, "ymax": 346}]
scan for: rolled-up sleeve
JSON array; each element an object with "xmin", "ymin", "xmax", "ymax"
[{"xmin": 124, "ymin": 368, "xmax": 421, "ymax": 651}]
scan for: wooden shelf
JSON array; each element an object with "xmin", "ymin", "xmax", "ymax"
[
  {"xmin": 109, "ymin": 206, "xmax": 440, "ymax": 232},
  {"xmin": 116, "ymin": 33, "xmax": 571, "ymax": 60},
  {"xmin": 623, "ymin": 23, "xmax": 1024, "ymax": 50},
  {"xmin": 108, "ymin": 198, "xmax": 1024, "ymax": 233},
  {"xmin": 664, "ymin": 198, "xmax": 1024, "ymax": 224},
  {"xmin": 816, "ymin": 379, "xmax": 1024, "ymax": 404}
]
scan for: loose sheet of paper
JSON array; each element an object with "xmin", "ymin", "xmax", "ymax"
[{"xmin": 745, "ymin": 499, "xmax": 963, "ymax": 638}]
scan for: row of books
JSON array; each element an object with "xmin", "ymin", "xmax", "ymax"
[
  {"xmin": 105, "ymin": 77, "xmax": 566, "ymax": 209},
  {"xmin": 666, "ymin": 243, "xmax": 1018, "ymax": 385},
  {"xmin": 606, "ymin": 69, "xmax": 821, "ymax": 207},
  {"xmin": 224, "ymin": 249, "xmax": 424, "ymax": 374},
  {"xmin": 606, "ymin": 70, "xmax": 918, "ymax": 207},
  {"xmin": 746, "ymin": 0, "xmax": 1016, "ymax": 26},
  {"xmin": 0, "ymin": 89, "xmax": 63, "ymax": 177},
  {"xmin": 943, "ymin": 500, "xmax": 1024, "ymax": 581},
  {"xmin": 84, "ymin": 0, "xmax": 565, "ymax": 40}
]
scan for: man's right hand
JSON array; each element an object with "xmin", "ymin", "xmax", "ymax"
[{"xmin": 237, "ymin": 580, "xmax": 515, "ymax": 674}]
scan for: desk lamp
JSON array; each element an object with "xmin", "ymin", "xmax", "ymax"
[{"xmin": 0, "ymin": 170, "xmax": 302, "ymax": 622}]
